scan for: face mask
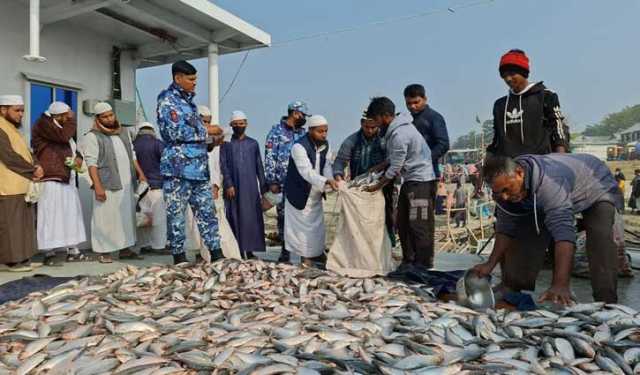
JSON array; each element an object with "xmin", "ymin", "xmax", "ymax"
[
  {"xmin": 232, "ymin": 127, "xmax": 246, "ymax": 136},
  {"xmin": 295, "ymin": 117, "xmax": 307, "ymax": 127}
]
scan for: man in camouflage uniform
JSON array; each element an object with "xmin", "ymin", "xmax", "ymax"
[
  {"xmin": 157, "ymin": 60, "xmax": 223, "ymax": 265},
  {"xmin": 265, "ymin": 101, "xmax": 309, "ymax": 262}
]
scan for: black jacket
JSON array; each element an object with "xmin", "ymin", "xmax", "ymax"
[
  {"xmin": 410, "ymin": 105, "xmax": 449, "ymax": 177},
  {"xmin": 488, "ymin": 82, "xmax": 570, "ymax": 158}
]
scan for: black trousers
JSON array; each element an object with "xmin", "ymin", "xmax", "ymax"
[
  {"xmin": 500, "ymin": 201, "xmax": 618, "ymax": 303},
  {"xmin": 397, "ymin": 180, "xmax": 435, "ymax": 268},
  {"xmin": 382, "ymin": 184, "xmax": 395, "ymax": 246}
]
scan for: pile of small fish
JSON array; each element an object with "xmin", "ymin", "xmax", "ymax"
[{"xmin": 1, "ymin": 259, "xmax": 639, "ymax": 374}]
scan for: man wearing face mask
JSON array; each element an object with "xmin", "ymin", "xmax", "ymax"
[
  {"xmin": 264, "ymin": 101, "xmax": 309, "ymax": 262},
  {"xmin": 221, "ymin": 111, "xmax": 267, "ymax": 259},
  {"xmin": 488, "ymin": 49, "xmax": 570, "ymax": 158}
]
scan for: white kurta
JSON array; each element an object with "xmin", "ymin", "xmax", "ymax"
[
  {"xmin": 37, "ymin": 180, "xmax": 86, "ymax": 250},
  {"xmin": 285, "ymin": 143, "xmax": 333, "ymax": 258},
  {"xmin": 136, "ymin": 189, "xmax": 166, "ymax": 250},
  {"xmin": 82, "ymin": 133, "xmax": 137, "ymax": 253}
]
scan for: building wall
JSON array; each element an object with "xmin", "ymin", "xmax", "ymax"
[
  {"xmin": 572, "ymin": 145, "xmax": 609, "ymax": 161},
  {"xmin": 0, "ymin": 2, "xmax": 136, "ymax": 249}
]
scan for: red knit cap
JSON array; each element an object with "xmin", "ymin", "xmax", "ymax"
[{"xmin": 499, "ymin": 49, "xmax": 530, "ymax": 77}]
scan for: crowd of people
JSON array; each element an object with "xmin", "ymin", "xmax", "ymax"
[{"xmin": 0, "ymin": 49, "xmax": 626, "ymax": 305}]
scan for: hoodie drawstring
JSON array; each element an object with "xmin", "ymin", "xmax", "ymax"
[
  {"xmin": 503, "ymin": 95, "xmax": 509, "ymax": 137},
  {"xmin": 495, "ymin": 193, "xmax": 541, "ymax": 236},
  {"xmin": 533, "ymin": 192, "xmax": 540, "ymax": 235},
  {"xmin": 519, "ymin": 95, "xmax": 524, "ymax": 144}
]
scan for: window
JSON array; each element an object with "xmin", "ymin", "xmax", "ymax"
[{"xmin": 30, "ymin": 83, "xmax": 78, "ymax": 129}]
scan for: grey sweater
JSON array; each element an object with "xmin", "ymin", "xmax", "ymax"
[
  {"xmin": 496, "ymin": 153, "xmax": 621, "ymax": 243},
  {"xmin": 383, "ymin": 113, "xmax": 435, "ymax": 183}
]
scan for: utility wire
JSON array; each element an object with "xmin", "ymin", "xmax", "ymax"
[
  {"xmin": 219, "ymin": 0, "xmax": 496, "ymax": 53},
  {"xmin": 271, "ymin": 0, "xmax": 495, "ymax": 48},
  {"xmin": 220, "ymin": 51, "xmax": 250, "ymax": 104}
]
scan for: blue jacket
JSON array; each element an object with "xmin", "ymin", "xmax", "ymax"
[
  {"xmin": 410, "ymin": 105, "xmax": 449, "ymax": 177},
  {"xmin": 156, "ymin": 83, "xmax": 209, "ymax": 181},
  {"xmin": 133, "ymin": 131, "xmax": 165, "ymax": 189},
  {"xmin": 384, "ymin": 113, "xmax": 435, "ymax": 183},
  {"xmin": 264, "ymin": 118, "xmax": 306, "ymax": 186},
  {"xmin": 496, "ymin": 153, "xmax": 621, "ymax": 244},
  {"xmin": 285, "ymin": 134, "xmax": 328, "ymax": 210}
]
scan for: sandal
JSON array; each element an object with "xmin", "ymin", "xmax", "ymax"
[
  {"xmin": 119, "ymin": 250, "xmax": 144, "ymax": 260},
  {"xmin": 98, "ymin": 255, "xmax": 113, "ymax": 264},
  {"xmin": 44, "ymin": 256, "xmax": 63, "ymax": 267},
  {"xmin": 66, "ymin": 253, "xmax": 90, "ymax": 262}
]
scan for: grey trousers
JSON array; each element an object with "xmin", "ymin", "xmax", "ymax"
[{"xmin": 500, "ymin": 201, "xmax": 618, "ymax": 303}]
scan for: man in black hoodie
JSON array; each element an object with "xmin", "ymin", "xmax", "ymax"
[{"xmin": 487, "ymin": 49, "xmax": 569, "ymax": 158}]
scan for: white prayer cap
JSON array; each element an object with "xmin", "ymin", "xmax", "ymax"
[
  {"xmin": 230, "ymin": 110, "xmax": 247, "ymax": 122},
  {"xmin": 0, "ymin": 95, "xmax": 24, "ymax": 106},
  {"xmin": 139, "ymin": 122, "xmax": 155, "ymax": 130},
  {"xmin": 197, "ymin": 105, "xmax": 211, "ymax": 117},
  {"xmin": 48, "ymin": 101, "xmax": 70, "ymax": 115},
  {"xmin": 307, "ymin": 114, "xmax": 328, "ymax": 128},
  {"xmin": 94, "ymin": 102, "xmax": 113, "ymax": 115}
]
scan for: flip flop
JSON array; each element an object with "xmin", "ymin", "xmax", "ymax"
[
  {"xmin": 98, "ymin": 255, "xmax": 113, "ymax": 264},
  {"xmin": 119, "ymin": 250, "xmax": 143, "ymax": 260},
  {"xmin": 44, "ymin": 256, "xmax": 63, "ymax": 267},
  {"xmin": 66, "ymin": 253, "xmax": 91, "ymax": 262},
  {"xmin": 7, "ymin": 264, "xmax": 33, "ymax": 272}
]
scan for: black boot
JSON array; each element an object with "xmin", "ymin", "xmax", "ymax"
[
  {"xmin": 173, "ymin": 252, "xmax": 188, "ymax": 265},
  {"xmin": 210, "ymin": 249, "xmax": 224, "ymax": 262}
]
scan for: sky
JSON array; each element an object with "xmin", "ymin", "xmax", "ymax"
[{"xmin": 136, "ymin": 0, "xmax": 640, "ymax": 148}]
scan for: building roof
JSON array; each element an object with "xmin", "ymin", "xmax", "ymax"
[
  {"xmin": 572, "ymin": 135, "xmax": 618, "ymax": 146},
  {"xmin": 38, "ymin": 0, "xmax": 271, "ymax": 67},
  {"xmin": 618, "ymin": 123, "xmax": 640, "ymax": 136}
]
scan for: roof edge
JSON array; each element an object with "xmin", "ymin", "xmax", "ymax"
[{"xmin": 179, "ymin": 0, "xmax": 271, "ymax": 47}]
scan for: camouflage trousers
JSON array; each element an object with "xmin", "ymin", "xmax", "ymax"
[{"xmin": 163, "ymin": 177, "xmax": 219, "ymax": 255}]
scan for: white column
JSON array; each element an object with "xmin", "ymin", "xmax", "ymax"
[
  {"xmin": 24, "ymin": 0, "xmax": 47, "ymax": 62},
  {"xmin": 208, "ymin": 43, "xmax": 220, "ymax": 124}
]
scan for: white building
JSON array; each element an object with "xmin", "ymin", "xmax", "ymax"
[
  {"xmin": 571, "ymin": 135, "xmax": 618, "ymax": 161},
  {"xmin": 1, "ymin": 0, "xmax": 270, "ymax": 249}
]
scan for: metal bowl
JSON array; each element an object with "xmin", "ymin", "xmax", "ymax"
[{"xmin": 456, "ymin": 269, "xmax": 495, "ymax": 310}]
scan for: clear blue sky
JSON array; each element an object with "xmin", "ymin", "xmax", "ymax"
[{"xmin": 137, "ymin": 0, "xmax": 640, "ymax": 147}]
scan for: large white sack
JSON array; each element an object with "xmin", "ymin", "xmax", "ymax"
[{"xmin": 327, "ymin": 183, "xmax": 395, "ymax": 277}]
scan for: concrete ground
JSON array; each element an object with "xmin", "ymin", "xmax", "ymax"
[{"xmin": 1, "ymin": 247, "xmax": 639, "ymax": 310}]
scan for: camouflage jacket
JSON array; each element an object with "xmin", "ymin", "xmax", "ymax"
[
  {"xmin": 264, "ymin": 118, "xmax": 305, "ymax": 186},
  {"xmin": 157, "ymin": 83, "xmax": 209, "ymax": 181}
]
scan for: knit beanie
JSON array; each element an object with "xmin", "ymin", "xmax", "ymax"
[{"xmin": 499, "ymin": 49, "xmax": 530, "ymax": 78}]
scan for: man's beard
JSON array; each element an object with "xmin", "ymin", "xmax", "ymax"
[
  {"xmin": 7, "ymin": 117, "xmax": 22, "ymax": 128},
  {"xmin": 99, "ymin": 120, "xmax": 118, "ymax": 129}
]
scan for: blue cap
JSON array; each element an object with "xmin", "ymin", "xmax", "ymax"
[{"xmin": 287, "ymin": 101, "xmax": 309, "ymax": 116}]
